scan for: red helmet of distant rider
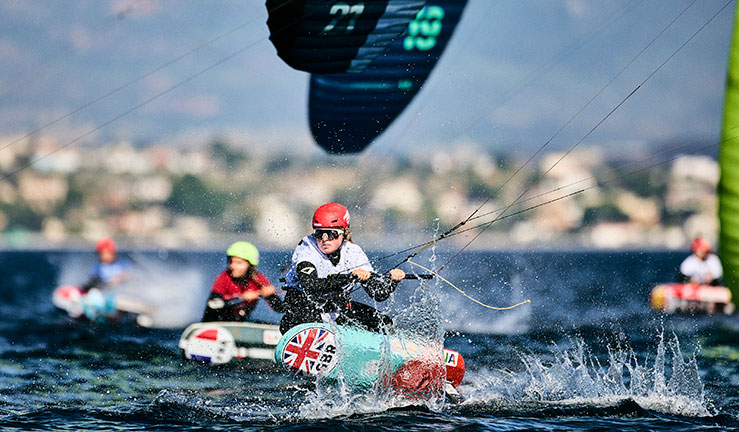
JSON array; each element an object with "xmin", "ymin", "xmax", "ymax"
[
  {"xmin": 691, "ymin": 237, "xmax": 711, "ymax": 255},
  {"xmin": 96, "ymin": 237, "xmax": 116, "ymax": 253}
]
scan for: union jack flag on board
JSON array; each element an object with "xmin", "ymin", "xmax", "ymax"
[{"xmin": 281, "ymin": 326, "xmax": 337, "ymax": 375}]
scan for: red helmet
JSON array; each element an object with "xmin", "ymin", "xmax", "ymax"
[
  {"xmin": 691, "ymin": 237, "xmax": 711, "ymax": 254},
  {"xmin": 96, "ymin": 237, "xmax": 116, "ymax": 253},
  {"xmin": 312, "ymin": 202, "xmax": 350, "ymax": 229}
]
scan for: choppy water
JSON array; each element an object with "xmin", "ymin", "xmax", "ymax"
[{"xmin": 0, "ymin": 250, "xmax": 737, "ymax": 431}]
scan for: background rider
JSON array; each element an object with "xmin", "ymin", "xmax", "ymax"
[
  {"xmin": 202, "ymin": 241, "xmax": 284, "ymax": 322},
  {"xmin": 81, "ymin": 237, "xmax": 132, "ymax": 292},
  {"xmin": 678, "ymin": 237, "xmax": 724, "ymax": 286}
]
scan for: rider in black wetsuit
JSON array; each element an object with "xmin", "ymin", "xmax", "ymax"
[{"xmin": 280, "ymin": 202, "xmax": 406, "ymax": 334}]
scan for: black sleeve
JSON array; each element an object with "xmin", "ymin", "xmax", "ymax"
[
  {"xmin": 264, "ymin": 294, "xmax": 286, "ymax": 313},
  {"xmin": 296, "ymin": 261, "xmax": 347, "ymax": 298},
  {"xmin": 361, "ymin": 273, "xmax": 398, "ymax": 302},
  {"xmin": 677, "ymin": 271, "xmax": 690, "ymax": 283},
  {"xmin": 201, "ymin": 292, "xmax": 225, "ymax": 322}
]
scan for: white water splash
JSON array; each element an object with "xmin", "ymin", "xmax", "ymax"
[
  {"xmin": 298, "ymin": 384, "xmax": 422, "ymax": 420},
  {"xmin": 460, "ymin": 333, "xmax": 713, "ymax": 417}
]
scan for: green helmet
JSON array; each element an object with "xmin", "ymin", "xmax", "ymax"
[{"xmin": 226, "ymin": 241, "xmax": 259, "ymax": 266}]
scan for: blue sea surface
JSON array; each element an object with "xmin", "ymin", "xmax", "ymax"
[{"xmin": 0, "ymin": 249, "xmax": 737, "ymax": 431}]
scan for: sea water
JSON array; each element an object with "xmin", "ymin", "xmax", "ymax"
[{"xmin": 0, "ymin": 249, "xmax": 737, "ymax": 431}]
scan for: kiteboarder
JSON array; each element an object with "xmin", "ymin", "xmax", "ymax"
[
  {"xmin": 80, "ymin": 237, "xmax": 132, "ymax": 292},
  {"xmin": 201, "ymin": 241, "xmax": 285, "ymax": 322},
  {"xmin": 63, "ymin": 237, "xmax": 153, "ymax": 325},
  {"xmin": 678, "ymin": 237, "xmax": 724, "ymax": 286},
  {"xmin": 279, "ymin": 202, "xmax": 406, "ymax": 334}
]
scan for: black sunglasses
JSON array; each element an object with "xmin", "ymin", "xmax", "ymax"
[{"xmin": 314, "ymin": 229, "xmax": 343, "ymax": 240}]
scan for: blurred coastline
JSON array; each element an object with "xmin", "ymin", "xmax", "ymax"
[{"xmin": 0, "ymin": 133, "xmax": 718, "ymax": 252}]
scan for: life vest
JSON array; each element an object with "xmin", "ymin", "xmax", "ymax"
[
  {"xmin": 284, "ymin": 234, "xmax": 373, "ymax": 291},
  {"xmin": 679, "ymin": 254, "xmax": 723, "ymax": 284},
  {"xmin": 90, "ymin": 259, "xmax": 131, "ymax": 284}
]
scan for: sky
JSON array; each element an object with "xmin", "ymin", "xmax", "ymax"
[{"xmin": 0, "ymin": 0, "xmax": 736, "ymax": 159}]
